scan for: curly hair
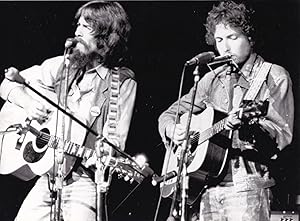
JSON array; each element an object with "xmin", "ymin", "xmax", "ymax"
[
  {"xmin": 205, "ymin": 0, "xmax": 255, "ymax": 46},
  {"xmin": 75, "ymin": 0, "xmax": 131, "ymax": 68}
]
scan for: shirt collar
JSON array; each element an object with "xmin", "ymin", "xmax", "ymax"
[
  {"xmin": 239, "ymin": 53, "xmax": 259, "ymax": 78},
  {"xmin": 238, "ymin": 53, "xmax": 264, "ymax": 86},
  {"xmin": 86, "ymin": 64, "xmax": 109, "ymax": 79},
  {"xmin": 213, "ymin": 53, "xmax": 261, "ymax": 90}
]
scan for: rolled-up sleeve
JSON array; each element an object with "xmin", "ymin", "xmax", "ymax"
[
  {"xmin": 0, "ymin": 56, "xmax": 63, "ymax": 102},
  {"xmin": 0, "ymin": 65, "xmax": 41, "ymax": 101}
]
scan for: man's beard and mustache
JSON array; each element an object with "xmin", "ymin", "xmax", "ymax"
[{"xmin": 68, "ymin": 41, "xmax": 102, "ymax": 69}]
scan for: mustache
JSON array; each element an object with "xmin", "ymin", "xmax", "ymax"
[{"xmin": 74, "ymin": 37, "xmax": 89, "ymax": 49}]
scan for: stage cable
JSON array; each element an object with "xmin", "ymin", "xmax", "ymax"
[{"xmin": 111, "ymin": 182, "xmax": 143, "ymax": 215}]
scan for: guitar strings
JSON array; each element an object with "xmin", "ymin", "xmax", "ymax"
[{"xmin": 188, "ymin": 118, "xmax": 227, "ymax": 148}]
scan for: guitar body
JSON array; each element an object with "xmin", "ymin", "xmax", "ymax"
[
  {"xmin": 160, "ymin": 107, "xmax": 231, "ymax": 205},
  {"xmin": 0, "ymin": 85, "xmax": 86, "ymax": 181}
]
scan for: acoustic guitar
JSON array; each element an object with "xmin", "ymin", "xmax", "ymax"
[
  {"xmin": 0, "ymin": 85, "xmax": 150, "ymax": 183},
  {"xmin": 160, "ymin": 100, "xmax": 269, "ymax": 205}
]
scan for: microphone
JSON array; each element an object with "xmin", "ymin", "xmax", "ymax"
[
  {"xmin": 208, "ymin": 54, "xmax": 232, "ymax": 65},
  {"xmin": 151, "ymin": 171, "xmax": 177, "ymax": 186},
  {"xmin": 185, "ymin": 52, "xmax": 233, "ymax": 66},
  {"xmin": 185, "ymin": 51, "xmax": 215, "ymax": 66},
  {"xmin": 64, "ymin": 38, "xmax": 78, "ymax": 49}
]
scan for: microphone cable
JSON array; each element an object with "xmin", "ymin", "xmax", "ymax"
[{"xmin": 111, "ymin": 181, "xmax": 143, "ymax": 215}]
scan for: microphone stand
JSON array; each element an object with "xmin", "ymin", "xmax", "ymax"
[
  {"xmin": 95, "ymin": 140, "xmax": 113, "ymax": 221},
  {"xmin": 4, "ymin": 48, "xmax": 148, "ymax": 220},
  {"xmin": 51, "ymin": 47, "xmax": 72, "ymax": 221},
  {"xmin": 168, "ymin": 65, "xmax": 200, "ymax": 221}
]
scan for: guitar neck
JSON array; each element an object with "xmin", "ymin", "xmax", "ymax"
[
  {"xmin": 28, "ymin": 125, "xmax": 95, "ymax": 160},
  {"xmin": 195, "ymin": 117, "xmax": 228, "ymax": 145},
  {"xmin": 25, "ymin": 125, "xmax": 149, "ymax": 184},
  {"xmin": 63, "ymin": 139, "xmax": 94, "ymax": 160},
  {"xmin": 190, "ymin": 107, "xmax": 250, "ymax": 145}
]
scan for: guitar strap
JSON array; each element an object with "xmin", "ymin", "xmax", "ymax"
[
  {"xmin": 243, "ymin": 62, "xmax": 272, "ymax": 100},
  {"xmin": 96, "ymin": 68, "xmax": 120, "ymax": 189},
  {"xmin": 107, "ymin": 68, "xmax": 121, "ymax": 143},
  {"xmin": 231, "ymin": 61, "xmax": 272, "ymax": 183},
  {"xmin": 95, "ymin": 68, "xmax": 120, "ymax": 166},
  {"xmin": 59, "ymin": 66, "xmax": 121, "ymax": 179}
]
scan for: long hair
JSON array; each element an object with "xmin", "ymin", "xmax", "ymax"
[
  {"xmin": 75, "ymin": 1, "xmax": 131, "ymax": 68},
  {"xmin": 205, "ymin": 0, "xmax": 255, "ymax": 46}
]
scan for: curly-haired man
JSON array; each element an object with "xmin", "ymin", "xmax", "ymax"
[{"xmin": 158, "ymin": 1, "xmax": 294, "ymax": 220}]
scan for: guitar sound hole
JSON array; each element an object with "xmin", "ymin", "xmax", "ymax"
[
  {"xmin": 23, "ymin": 142, "xmax": 46, "ymax": 163},
  {"xmin": 36, "ymin": 128, "xmax": 50, "ymax": 149}
]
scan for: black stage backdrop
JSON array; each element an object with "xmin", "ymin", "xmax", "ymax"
[{"xmin": 0, "ymin": 1, "xmax": 299, "ymax": 221}]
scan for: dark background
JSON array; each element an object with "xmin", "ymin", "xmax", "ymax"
[{"xmin": 0, "ymin": 1, "xmax": 299, "ymax": 221}]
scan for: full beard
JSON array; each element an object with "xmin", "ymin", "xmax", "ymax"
[{"xmin": 68, "ymin": 47, "xmax": 102, "ymax": 70}]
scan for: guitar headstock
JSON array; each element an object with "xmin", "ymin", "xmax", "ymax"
[
  {"xmin": 240, "ymin": 100, "xmax": 269, "ymax": 122},
  {"xmin": 113, "ymin": 156, "xmax": 154, "ymax": 184}
]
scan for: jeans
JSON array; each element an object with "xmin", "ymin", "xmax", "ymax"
[
  {"xmin": 15, "ymin": 171, "xmax": 96, "ymax": 221},
  {"xmin": 199, "ymin": 185, "xmax": 271, "ymax": 221}
]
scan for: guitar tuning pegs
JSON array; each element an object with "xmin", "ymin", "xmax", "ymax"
[
  {"xmin": 248, "ymin": 118, "xmax": 258, "ymax": 125},
  {"xmin": 248, "ymin": 119, "xmax": 255, "ymax": 125},
  {"xmin": 117, "ymin": 173, "xmax": 123, "ymax": 179},
  {"xmin": 124, "ymin": 175, "xmax": 130, "ymax": 182}
]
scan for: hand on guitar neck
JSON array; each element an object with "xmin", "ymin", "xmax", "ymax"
[{"xmin": 224, "ymin": 108, "xmax": 243, "ymax": 131}]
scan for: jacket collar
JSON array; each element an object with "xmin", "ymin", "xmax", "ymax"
[{"xmin": 86, "ymin": 64, "xmax": 109, "ymax": 80}]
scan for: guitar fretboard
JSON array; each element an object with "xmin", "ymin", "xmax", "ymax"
[
  {"xmin": 29, "ymin": 125, "xmax": 94, "ymax": 160},
  {"xmin": 190, "ymin": 118, "xmax": 227, "ymax": 146},
  {"xmin": 188, "ymin": 101, "xmax": 266, "ymax": 147},
  {"xmin": 25, "ymin": 125, "xmax": 147, "ymax": 183},
  {"xmin": 63, "ymin": 139, "xmax": 94, "ymax": 159}
]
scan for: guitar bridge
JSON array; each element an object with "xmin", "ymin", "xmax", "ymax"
[
  {"xmin": 16, "ymin": 118, "xmax": 32, "ymax": 150},
  {"xmin": 16, "ymin": 132, "xmax": 26, "ymax": 150}
]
